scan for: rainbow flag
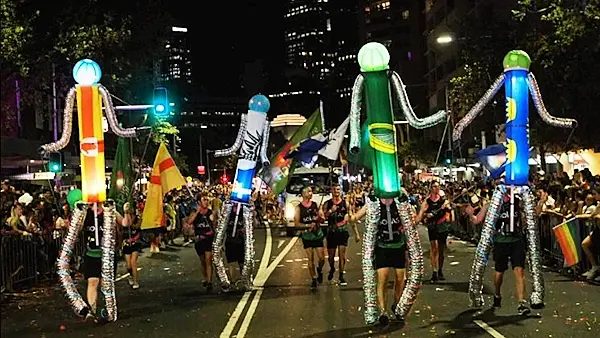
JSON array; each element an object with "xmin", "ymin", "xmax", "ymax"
[{"xmin": 552, "ymin": 218, "xmax": 581, "ymax": 267}]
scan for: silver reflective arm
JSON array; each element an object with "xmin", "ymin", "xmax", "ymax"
[
  {"xmin": 99, "ymin": 86, "xmax": 137, "ymax": 138},
  {"xmin": 349, "ymin": 74, "xmax": 365, "ymax": 154},
  {"xmin": 39, "ymin": 87, "xmax": 77, "ymax": 154},
  {"xmin": 527, "ymin": 73, "xmax": 577, "ymax": 129},
  {"xmin": 452, "ymin": 74, "xmax": 505, "ymax": 142},
  {"xmin": 214, "ymin": 114, "xmax": 247, "ymax": 157},
  {"xmin": 390, "ymin": 71, "xmax": 447, "ymax": 129},
  {"xmin": 260, "ymin": 120, "xmax": 271, "ymax": 166}
]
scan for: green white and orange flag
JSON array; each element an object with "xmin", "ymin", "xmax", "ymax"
[{"xmin": 141, "ymin": 143, "xmax": 186, "ymax": 230}]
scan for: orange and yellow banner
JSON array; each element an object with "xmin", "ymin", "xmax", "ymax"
[
  {"xmin": 141, "ymin": 143, "xmax": 186, "ymax": 230},
  {"xmin": 76, "ymin": 85, "xmax": 106, "ymax": 203}
]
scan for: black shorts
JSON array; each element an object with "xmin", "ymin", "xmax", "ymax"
[
  {"xmin": 590, "ymin": 230, "xmax": 600, "ymax": 252},
  {"xmin": 374, "ymin": 246, "xmax": 406, "ymax": 270},
  {"xmin": 83, "ymin": 255, "xmax": 102, "ymax": 279},
  {"xmin": 428, "ymin": 225, "xmax": 448, "ymax": 243},
  {"xmin": 225, "ymin": 240, "xmax": 245, "ymax": 263},
  {"xmin": 195, "ymin": 236, "xmax": 214, "ymax": 255},
  {"xmin": 122, "ymin": 243, "xmax": 141, "ymax": 255},
  {"xmin": 302, "ymin": 238, "xmax": 324, "ymax": 249},
  {"xmin": 326, "ymin": 231, "xmax": 350, "ymax": 249},
  {"xmin": 493, "ymin": 239, "xmax": 526, "ymax": 272}
]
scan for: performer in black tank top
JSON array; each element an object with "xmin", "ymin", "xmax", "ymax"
[
  {"xmin": 121, "ymin": 203, "xmax": 141, "ymax": 289},
  {"xmin": 295, "ymin": 186, "xmax": 325, "ymax": 288},
  {"xmin": 416, "ymin": 181, "xmax": 453, "ymax": 282},
  {"xmin": 323, "ymin": 183, "xmax": 356, "ymax": 285},
  {"xmin": 186, "ymin": 193, "xmax": 216, "ymax": 291}
]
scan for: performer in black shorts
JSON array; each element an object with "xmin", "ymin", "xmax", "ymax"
[
  {"xmin": 349, "ymin": 198, "xmax": 406, "ymax": 325},
  {"xmin": 323, "ymin": 184, "xmax": 359, "ymax": 285},
  {"xmin": 295, "ymin": 186, "xmax": 325, "ymax": 288},
  {"xmin": 186, "ymin": 192, "xmax": 215, "ymax": 291},
  {"xmin": 82, "ymin": 203, "xmax": 124, "ymax": 321},
  {"xmin": 466, "ymin": 188, "xmax": 547, "ymax": 315},
  {"xmin": 121, "ymin": 203, "xmax": 140, "ymax": 289},
  {"xmin": 224, "ymin": 203, "xmax": 246, "ymax": 290},
  {"xmin": 416, "ymin": 182, "xmax": 453, "ymax": 282}
]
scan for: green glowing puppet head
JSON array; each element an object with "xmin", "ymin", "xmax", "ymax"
[
  {"xmin": 503, "ymin": 50, "xmax": 531, "ymax": 71},
  {"xmin": 357, "ymin": 42, "xmax": 390, "ymax": 72}
]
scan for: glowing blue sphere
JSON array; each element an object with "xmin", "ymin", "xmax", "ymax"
[
  {"xmin": 248, "ymin": 94, "xmax": 270, "ymax": 114},
  {"xmin": 73, "ymin": 59, "xmax": 102, "ymax": 85}
]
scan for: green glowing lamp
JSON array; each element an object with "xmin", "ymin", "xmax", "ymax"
[
  {"xmin": 357, "ymin": 42, "xmax": 390, "ymax": 73},
  {"xmin": 503, "ymin": 50, "xmax": 531, "ymax": 71}
]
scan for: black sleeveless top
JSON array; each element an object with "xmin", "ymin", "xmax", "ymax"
[
  {"xmin": 226, "ymin": 206, "xmax": 245, "ymax": 243},
  {"xmin": 426, "ymin": 196, "xmax": 447, "ymax": 225},
  {"xmin": 193, "ymin": 209, "xmax": 214, "ymax": 236},
  {"xmin": 83, "ymin": 208, "xmax": 103, "ymax": 257},
  {"xmin": 325, "ymin": 198, "xmax": 348, "ymax": 231},
  {"xmin": 376, "ymin": 201, "xmax": 404, "ymax": 248},
  {"xmin": 299, "ymin": 201, "xmax": 318, "ymax": 225},
  {"xmin": 495, "ymin": 196, "xmax": 523, "ymax": 235}
]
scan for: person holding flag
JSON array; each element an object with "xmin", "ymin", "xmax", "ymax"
[{"xmin": 141, "ymin": 143, "xmax": 188, "ymax": 252}]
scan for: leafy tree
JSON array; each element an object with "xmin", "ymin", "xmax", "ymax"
[{"xmin": 449, "ymin": 0, "xmax": 599, "ymax": 154}]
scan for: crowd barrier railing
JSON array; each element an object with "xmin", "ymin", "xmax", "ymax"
[{"xmin": 0, "ymin": 231, "xmax": 86, "ymax": 293}]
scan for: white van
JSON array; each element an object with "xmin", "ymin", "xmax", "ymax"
[{"xmin": 283, "ymin": 166, "xmax": 341, "ymax": 236}]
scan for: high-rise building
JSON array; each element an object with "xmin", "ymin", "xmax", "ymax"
[
  {"xmin": 157, "ymin": 26, "xmax": 193, "ymax": 97},
  {"xmin": 358, "ymin": 0, "xmax": 427, "ymax": 115},
  {"xmin": 272, "ymin": 0, "xmax": 360, "ymax": 127}
]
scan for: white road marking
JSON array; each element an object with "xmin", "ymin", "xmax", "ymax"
[
  {"xmin": 234, "ymin": 237, "xmax": 298, "ymax": 338},
  {"xmin": 115, "ymin": 268, "xmax": 142, "ymax": 282},
  {"xmin": 285, "ymin": 260, "xmax": 294, "ymax": 263},
  {"xmin": 220, "ymin": 226, "xmax": 273, "ymax": 338},
  {"xmin": 473, "ymin": 320, "xmax": 506, "ymax": 338},
  {"xmin": 277, "ymin": 239, "xmax": 285, "ymax": 249},
  {"xmin": 294, "ymin": 258, "xmax": 303, "ymax": 262},
  {"xmin": 183, "ymin": 241, "xmax": 192, "ymax": 247},
  {"xmin": 236, "ymin": 289, "xmax": 263, "ymax": 338}
]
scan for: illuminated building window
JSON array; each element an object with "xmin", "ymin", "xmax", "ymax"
[{"xmin": 402, "ymin": 10, "xmax": 410, "ymax": 20}]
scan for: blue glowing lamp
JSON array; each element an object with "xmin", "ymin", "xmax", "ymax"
[
  {"xmin": 73, "ymin": 59, "xmax": 102, "ymax": 85},
  {"xmin": 248, "ymin": 94, "xmax": 270, "ymax": 114}
]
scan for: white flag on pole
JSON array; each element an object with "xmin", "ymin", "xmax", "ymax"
[{"xmin": 318, "ymin": 117, "xmax": 350, "ymax": 160}]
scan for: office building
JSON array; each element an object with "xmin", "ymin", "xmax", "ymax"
[
  {"xmin": 273, "ymin": 0, "xmax": 360, "ymax": 127},
  {"xmin": 157, "ymin": 26, "xmax": 193, "ymax": 97},
  {"xmin": 359, "ymin": 0, "xmax": 427, "ymax": 111}
]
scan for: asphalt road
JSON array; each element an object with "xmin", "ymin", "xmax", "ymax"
[{"xmin": 1, "ymin": 224, "xmax": 598, "ymax": 338}]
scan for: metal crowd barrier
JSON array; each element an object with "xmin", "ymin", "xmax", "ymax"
[{"xmin": 1, "ymin": 231, "xmax": 86, "ymax": 293}]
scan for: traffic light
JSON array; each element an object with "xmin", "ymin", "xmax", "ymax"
[
  {"xmin": 444, "ymin": 149, "xmax": 452, "ymax": 165},
  {"xmin": 153, "ymin": 87, "xmax": 169, "ymax": 117},
  {"xmin": 221, "ymin": 174, "xmax": 229, "ymax": 184},
  {"xmin": 49, "ymin": 152, "xmax": 62, "ymax": 173}
]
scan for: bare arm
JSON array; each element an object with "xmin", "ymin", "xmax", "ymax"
[{"xmin": 348, "ymin": 205, "xmax": 367, "ymax": 222}]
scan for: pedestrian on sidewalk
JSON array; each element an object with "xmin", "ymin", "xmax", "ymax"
[{"xmin": 295, "ymin": 186, "xmax": 325, "ymax": 289}]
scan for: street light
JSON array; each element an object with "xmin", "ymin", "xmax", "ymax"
[{"xmin": 436, "ymin": 35, "xmax": 453, "ymax": 44}]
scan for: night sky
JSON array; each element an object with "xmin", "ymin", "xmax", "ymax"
[{"xmin": 170, "ymin": 1, "xmax": 285, "ymax": 97}]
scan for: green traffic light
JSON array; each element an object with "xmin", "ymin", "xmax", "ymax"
[
  {"xmin": 155, "ymin": 104, "xmax": 165, "ymax": 113},
  {"xmin": 445, "ymin": 158, "xmax": 451, "ymax": 165}
]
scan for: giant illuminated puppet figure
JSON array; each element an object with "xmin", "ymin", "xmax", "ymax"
[
  {"xmin": 453, "ymin": 50, "xmax": 577, "ymax": 309},
  {"xmin": 349, "ymin": 42, "xmax": 447, "ymax": 324},
  {"xmin": 212, "ymin": 94, "xmax": 271, "ymax": 290},
  {"xmin": 39, "ymin": 59, "xmax": 139, "ymax": 322}
]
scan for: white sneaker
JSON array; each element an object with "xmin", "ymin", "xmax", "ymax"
[
  {"xmin": 582, "ymin": 266, "xmax": 599, "ymax": 278},
  {"xmin": 132, "ymin": 283, "xmax": 140, "ymax": 289},
  {"xmin": 128, "ymin": 276, "xmax": 134, "ymax": 286},
  {"xmin": 594, "ymin": 275, "xmax": 600, "ymax": 282}
]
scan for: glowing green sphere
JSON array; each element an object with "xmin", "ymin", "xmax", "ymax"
[
  {"xmin": 358, "ymin": 42, "xmax": 390, "ymax": 72},
  {"xmin": 503, "ymin": 50, "xmax": 531, "ymax": 71},
  {"xmin": 73, "ymin": 59, "xmax": 102, "ymax": 85}
]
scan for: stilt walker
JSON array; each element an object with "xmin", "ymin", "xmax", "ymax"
[
  {"xmin": 349, "ymin": 42, "xmax": 447, "ymax": 324},
  {"xmin": 453, "ymin": 50, "xmax": 577, "ymax": 309},
  {"xmin": 213, "ymin": 94, "xmax": 271, "ymax": 290},
  {"xmin": 40, "ymin": 59, "xmax": 139, "ymax": 321}
]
